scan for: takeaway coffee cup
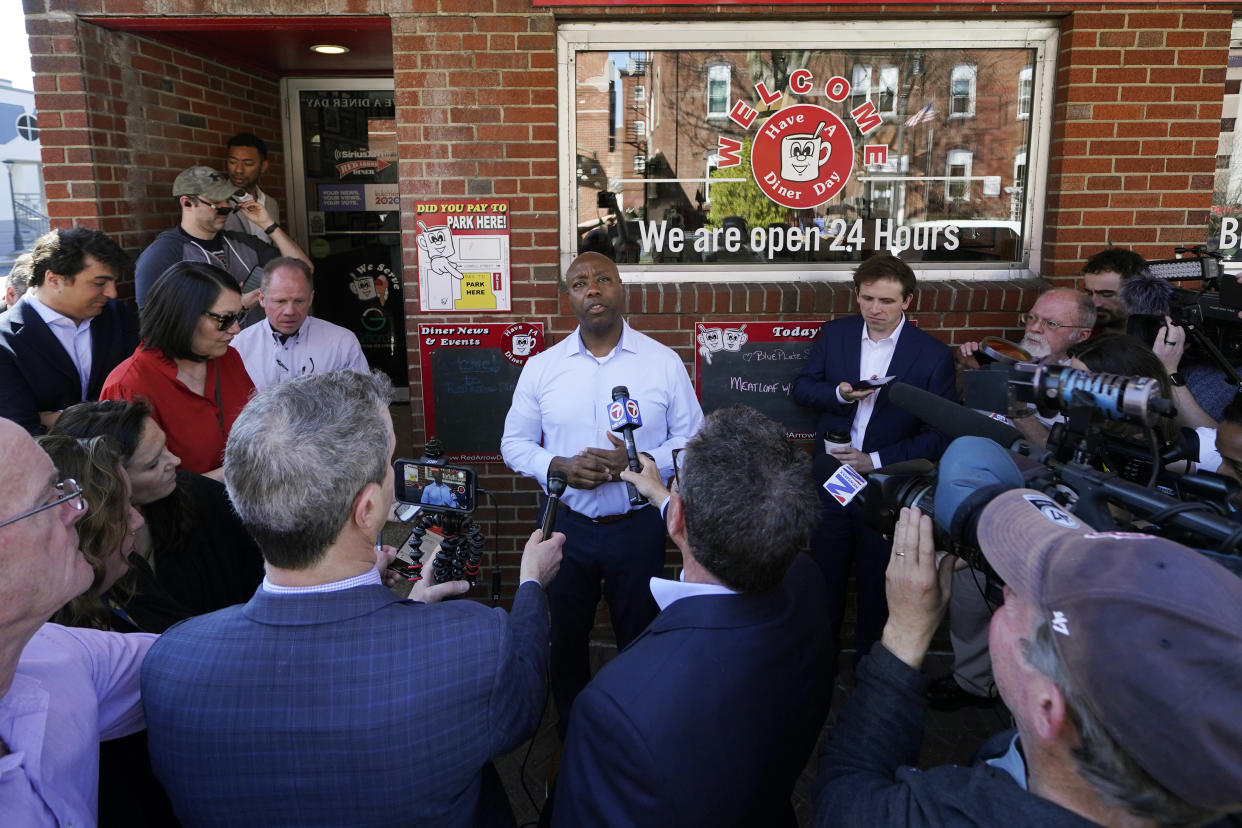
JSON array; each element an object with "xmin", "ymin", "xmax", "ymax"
[{"xmin": 824, "ymin": 429, "xmax": 852, "ymax": 455}]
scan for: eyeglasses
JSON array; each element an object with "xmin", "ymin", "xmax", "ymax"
[
  {"xmin": 0, "ymin": 479, "xmax": 87, "ymax": 530},
  {"xmin": 195, "ymin": 197, "xmax": 234, "ymax": 217},
  {"xmin": 203, "ymin": 309, "xmax": 244, "ymax": 331},
  {"xmin": 1019, "ymin": 312, "xmax": 1091, "ymax": 332},
  {"xmin": 671, "ymin": 447, "xmax": 685, "ymax": 491}
]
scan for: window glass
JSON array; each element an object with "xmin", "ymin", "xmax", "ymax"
[
  {"xmin": 1212, "ymin": 23, "xmax": 1242, "ymax": 263},
  {"xmin": 1017, "ymin": 66, "xmax": 1033, "ymax": 119},
  {"xmin": 564, "ymin": 24, "xmax": 1051, "ymax": 277}
]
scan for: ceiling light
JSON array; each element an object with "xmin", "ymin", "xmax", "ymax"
[{"xmin": 310, "ymin": 44, "xmax": 350, "ymax": 55}]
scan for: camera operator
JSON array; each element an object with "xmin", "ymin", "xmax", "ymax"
[
  {"xmin": 140, "ymin": 371, "xmax": 565, "ymax": 826},
  {"xmin": 817, "ymin": 495, "xmax": 1242, "ymax": 827}
]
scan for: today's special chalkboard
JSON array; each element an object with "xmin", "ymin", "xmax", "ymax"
[
  {"xmin": 694, "ymin": 321, "xmax": 823, "ymax": 439},
  {"xmin": 419, "ymin": 322, "xmax": 545, "ymax": 461}
]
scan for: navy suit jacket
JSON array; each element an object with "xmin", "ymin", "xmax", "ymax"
[
  {"xmin": 551, "ymin": 554, "xmax": 834, "ymax": 828},
  {"xmin": 0, "ymin": 296, "xmax": 138, "ymax": 434},
  {"xmin": 792, "ymin": 315, "xmax": 956, "ymax": 466},
  {"xmin": 141, "ymin": 581, "xmax": 550, "ymax": 828}
]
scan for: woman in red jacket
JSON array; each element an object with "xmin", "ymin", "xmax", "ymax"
[{"xmin": 102, "ymin": 261, "xmax": 255, "ymax": 478}]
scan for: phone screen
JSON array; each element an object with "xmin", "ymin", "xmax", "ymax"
[{"xmin": 393, "ymin": 460, "xmax": 476, "ymax": 513}]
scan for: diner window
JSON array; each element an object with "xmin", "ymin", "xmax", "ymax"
[
  {"xmin": 707, "ymin": 64, "xmax": 731, "ymax": 118},
  {"xmin": 560, "ymin": 21, "xmax": 1055, "ymax": 280},
  {"xmin": 1211, "ymin": 21, "xmax": 1242, "ymax": 263},
  {"xmin": 950, "ymin": 63, "xmax": 976, "ymax": 118}
]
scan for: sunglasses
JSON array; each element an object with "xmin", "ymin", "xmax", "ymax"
[
  {"xmin": 195, "ymin": 197, "xmax": 234, "ymax": 217},
  {"xmin": 0, "ymin": 479, "xmax": 87, "ymax": 529},
  {"xmin": 203, "ymin": 309, "xmax": 244, "ymax": 331}
]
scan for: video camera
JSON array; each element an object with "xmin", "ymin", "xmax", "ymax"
[
  {"xmin": 390, "ymin": 441, "xmax": 486, "ymax": 589},
  {"xmin": 819, "ymin": 373, "xmax": 1242, "ymax": 590}
]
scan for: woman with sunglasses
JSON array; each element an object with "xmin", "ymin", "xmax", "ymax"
[
  {"xmin": 52, "ymin": 398, "xmax": 264, "ymax": 618},
  {"xmin": 101, "ymin": 261, "xmax": 255, "ymax": 478}
]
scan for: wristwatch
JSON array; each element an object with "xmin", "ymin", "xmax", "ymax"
[
  {"xmin": 264, "ymin": 222, "xmax": 280, "ymax": 235},
  {"xmin": 1169, "ymin": 371, "xmax": 1186, "ymax": 387}
]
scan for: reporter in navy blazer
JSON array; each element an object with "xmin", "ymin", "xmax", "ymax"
[
  {"xmin": 141, "ymin": 371, "xmax": 565, "ymax": 828},
  {"xmin": 792, "ymin": 254, "xmax": 955, "ymax": 656},
  {"xmin": 551, "ymin": 406, "xmax": 834, "ymax": 828},
  {"xmin": 0, "ymin": 228, "xmax": 136, "ymax": 434}
]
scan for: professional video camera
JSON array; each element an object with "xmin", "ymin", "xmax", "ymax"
[
  {"xmin": 390, "ymin": 437, "xmax": 487, "ymax": 590},
  {"xmin": 1124, "ymin": 246, "xmax": 1242, "ymax": 381},
  {"xmin": 817, "ymin": 372, "xmax": 1242, "ymax": 586}
]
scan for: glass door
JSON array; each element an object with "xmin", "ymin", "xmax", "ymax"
[{"xmin": 282, "ymin": 78, "xmax": 407, "ymax": 390}]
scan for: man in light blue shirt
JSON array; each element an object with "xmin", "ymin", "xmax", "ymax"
[
  {"xmin": 501, "ymin": 251, "xmax": 704, "ymax": 739},
  {"xmin": 419, "ymin": 469, "xmax": 457, "ymax": 507}
]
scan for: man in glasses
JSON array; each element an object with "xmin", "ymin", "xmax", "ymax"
[
  {"xmin": 133, "ymin": 165, "xmax": 312, "ymax": 322},
  {"xmin": 958, "ymin": 287, "xmax": 1095, "ymax": 370},
  {"xmin": 0, "ymin": 417, "xmax": 156, "ymax": 826},
  {"xmin": 551, "ymin": 406, "xmax": 833, "ymax": 825},
  {"xmin": 0, "ymin": 228, "xmax": 137, "ymax": 434}
]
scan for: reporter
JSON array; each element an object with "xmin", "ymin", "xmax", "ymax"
[
  {"xmin": 817, "ymin": 495, "xmax": 1242, "ymax": 827},
  {"xmin": 101, "ymin": 261, "xmax": 256, "ymax": 478},
  {"xmin": 51, "ymin": 399, "xmax": 263, "ymax": 617}
]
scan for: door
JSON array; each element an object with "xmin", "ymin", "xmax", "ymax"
[{"xmin": 282, "ymin": 79, "xmax": 407, "ymax": 390}]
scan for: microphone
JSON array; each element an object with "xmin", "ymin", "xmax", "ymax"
[
  {"xmin": 1121, "ymin": 268, "xmax": 1175, "ymax": 317},
  {"xmin": 542, "ymin": 470, "xmax": 567, "ymax": 542},
  {"xmin": 608, "ymin": 386, "xmax": 647, "ymax": 506},
  {"xmin": 888, "ymin": 382, "xmax": 1023, "ymax": 448}
]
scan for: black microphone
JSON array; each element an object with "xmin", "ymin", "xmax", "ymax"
[
  {"xmin": 542, "ymin": 470, "xmax": 567, "ymax": 542},
  {"xmin": 888, "ymin": 382, "xmax": 1023, "ymax": 448},
  {"xmin": 609, "ymin": 385, "xmax": 647, "ymax": 506}
]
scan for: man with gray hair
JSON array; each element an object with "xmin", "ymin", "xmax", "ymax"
[
  {"xmin": 140, "ymin": 370, "xmax": 564, "ymax": 826},
  {"xmin": 551, "ymin": 405, "xmax": 835, "ymax": 825},
  {"xmin": 817, "ymin": 485, "xmax": 1242, "ymax": 827},
  {"xmin": 3, "ymin": 252, "xmax": 31, "ymax": 309},
  {"xmin": 231, "ymin": 257, "xmax": 369, "ymax": 388}
]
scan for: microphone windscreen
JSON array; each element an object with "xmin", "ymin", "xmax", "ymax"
[
  {"xmin": 933, "ymin": 437, "xmax": 1025, "ymax": 536},
  {"xmin": 889, "ymin": 383, "xmax": 1022, "ymax": 448},
  {"xmin": 1121, "ymin": 270, "xmax": 1173, "ymax": 317}
]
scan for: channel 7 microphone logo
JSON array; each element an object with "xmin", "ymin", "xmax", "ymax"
[{"xmin": 608, "ymin": 398, "xmax": 643, "ymax": 431}]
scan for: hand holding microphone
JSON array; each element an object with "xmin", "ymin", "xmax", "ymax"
[{"xmin": 608, "ymin": 385, "xmax": 647, "ymax": 506}]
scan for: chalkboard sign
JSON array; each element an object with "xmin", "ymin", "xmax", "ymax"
[
  {"xmin": 419, "ymin": 323, "xmax": 544, "ymax": 461},
  {"xmin": 695, "ymin": 322, "xmax": 821, "ymax": 439}
]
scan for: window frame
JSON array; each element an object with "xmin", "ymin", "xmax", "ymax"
[
  {"xmin": 1017, "ymin": 65, "xmax": 1033, "ymax": 120},
  {"xmin": 946, "ymin": 148, "xmax": 973, "ymax": 201},
  {"xmin": 949, "ymin": 62, "xmax": 977, "ymax": 119},
  {"xmin": 558, "ymin": 20, "xmax": 1058, "ymax": 283}
]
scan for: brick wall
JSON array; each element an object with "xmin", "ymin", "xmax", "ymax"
[
  {"xmin": 23, "ymin": 0, "xmax": 1236, "ymax": 615},
  {"xmin": 29, "ymin": 11, "xmax": 284, "ymax": 268}
]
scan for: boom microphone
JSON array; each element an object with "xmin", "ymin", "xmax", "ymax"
[
  {"xmin": 608, "ymin": 386, "xmax": 647, "ymax": 506},
  {"xmin": 542, "ymin": 471, "xmax": 567, "ymax": 542},
  {"xmin": 888, "ymin": 382, "xmax": 1023, "ymax": 448}
]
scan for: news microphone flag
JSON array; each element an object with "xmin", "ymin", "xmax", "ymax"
[
  {"xmin": 823, "ymin": 463, "xmax": 867, "ymax": 506},
  {"xmin": 608, "ymin": 398, "xmax": 643, "ymax": 431}
]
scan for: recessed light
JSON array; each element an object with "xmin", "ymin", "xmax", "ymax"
[{"xmin": 310, "ymin": 44, "xmax": 350, "ymax": 55}]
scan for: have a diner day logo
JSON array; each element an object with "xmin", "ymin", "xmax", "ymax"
[{"xmin": 718, "ymin": 69, "xmax": 886, "ymax": 210}]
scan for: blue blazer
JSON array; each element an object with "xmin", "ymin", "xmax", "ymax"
[
  {"xmin": 0, "ymin": 296, "xmax": 137, "ymax": 434},
  {"xmin": 792, "ymin": 315, "xmax": 956, "ymax": 466},
  {"xmin": 142, "ymin": 581, "xmax": 550, "ymax": 828},
  {"xmin": 551, "ymin": 555, "xmax": 835, "ymax": 828}
]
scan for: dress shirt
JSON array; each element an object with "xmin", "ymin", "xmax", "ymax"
[
  {"xmin": 835, "ymin": 315, "xmax": 906, "ymax": 469},
  {"xmin": 232, "ymin": 315, "xmax": 369, "ymax": 389},
  {"xmin": 649, "ymin": 575, "xmax": 737, "ymax": 610},
  {"xmin": 262, "ymin": 568, "xmax": 381, "ymax": 594},
  {"xmin": 420, "ymin": 482, "xmax": 457, "ymax": 506},
  {"xmin": 0, "ymin": 624, "xmax": 155, "ymax": 827},
  {"xmin": 501, "ymin": 321, "xmax": 704, "ymax": 518},
  {"xmin": 101, "ymin": 345, "xmax": 255, "ymax": 475},
  {"xmin": 25, "ymin": 293, "xmax": 92, "ymax": 402}
]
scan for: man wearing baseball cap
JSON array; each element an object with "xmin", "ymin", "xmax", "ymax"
[
  {"xmin": 817, "ymin": 484, "xmax": 1242, "ymax": 826},
  {"xmin": 133, "ymin": 165, "xmax": 311, "ymax": 319}
]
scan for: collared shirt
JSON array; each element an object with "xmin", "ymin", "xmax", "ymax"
[
  {"xmin": 25, "ymin": 292, "xmax": 93, "ymax": 401},
  {"xmin": 261, "ymin": 567, "xmax": 381, "ymax": 595},
  {"xmin": 649, "ymin": 575, "xmax": 737, "ymax": 611},
  {"xmin": 985, "ymin": 733, "xmax": 1029, "ymax": 790},
  {"xmin": 501, "ymin": 320, "xmax": 704, "ymax": 518},
  {"xmin": 420, "ymin": 482, "xmax": 457, "ymax": 507},
  {"xmin": 232, "ymin": 315, "xmax": 370, "ymax": 389},
  {"xmin": 0, "ymin": 624, "xmax": 155, "ymax": 827},
  {"xmin": 836, "ymin": 315, "xmax": 906, "ymax": 469}
]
